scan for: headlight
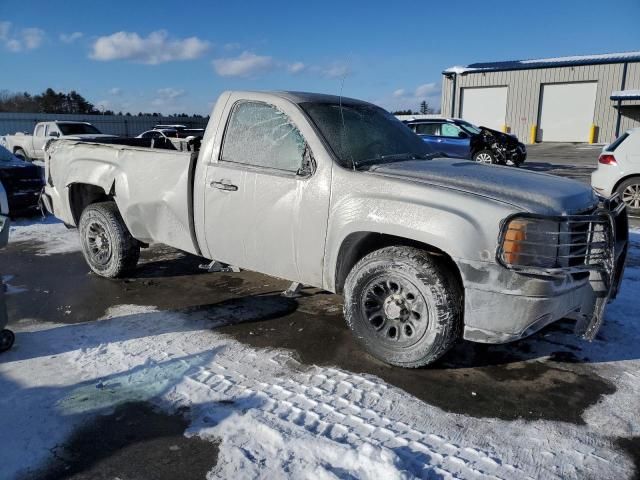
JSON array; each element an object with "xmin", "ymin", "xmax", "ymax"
[
  {"xmin": 498, "ymin": 213, "xmax": 613, "ymax": 272},
  {"xmin": 500, "ymin": 217, "xmax": 563, "ymax": 269}
]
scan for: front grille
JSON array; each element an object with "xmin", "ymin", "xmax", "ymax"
[{"xmin": 497, "ymin": 207, "xmax": 617, "ymax": 275}]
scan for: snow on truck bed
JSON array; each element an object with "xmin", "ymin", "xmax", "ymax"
[{"xmin": 2, "ymin": 219, "xmax": 640, "ymax": 479}]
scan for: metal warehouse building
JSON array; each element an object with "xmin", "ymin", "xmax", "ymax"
[{"xmin": 441, "ymin": 51, "xmax": 640, "ymax": 144}]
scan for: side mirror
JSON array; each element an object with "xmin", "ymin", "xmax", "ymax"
[
  {"xmin": 49, "ymin": 131, "xmax": 60, "ymax": 138},
  {"xmin": 458, "ymin": 131, "xmax": 469, "ymax": 139},
  {"xmin": 297, "ymin": 143, "xmax": 316, "ymax": 177}
]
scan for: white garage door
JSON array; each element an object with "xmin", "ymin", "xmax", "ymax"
[
  {"xmin": 539, "ymin": 82, "xmax": 597, "ymax": 142},
  {"xmin": 460, "ymin": 87, "xmax": 508, "ymax": 131}
]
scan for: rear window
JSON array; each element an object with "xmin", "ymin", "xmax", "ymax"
[
  {"xmin": 58, "ymin": 123, "xmax": 101, "ymax": 135},
  {"xmin": 605, "ymin": 132, "xmax": 629, "ymax": 152}
]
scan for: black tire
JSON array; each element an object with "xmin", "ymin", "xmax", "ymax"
[
  {"xmin": 0, "ymin": 329, "xmax": 15, "ymax": 352},
  {"xmin": 344, "ymin": 246, "xmax": 462, "ymax": 368},
  {"xmin": 473, "ymin": 149, "xmax": 496, "ymax": 165},
  {"xmin": 14, "ymin": 148, "xmax": 30, "ymax": 162},
  {"xmin": 616, "ymin": 177, "xmax": 640, "ymax": 215},
  {"xmin": 78, "ymin": 202, "xmax": 140, "ymax": 278}
]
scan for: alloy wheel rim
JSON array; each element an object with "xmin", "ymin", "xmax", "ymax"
[
  {"xmin": 361, "ymin": 275, "xmax": 429, "ymax": 347},
  {"xmin": 475, "ymin": 153, "xmax": 493, "ymax": 164},
  {"xmin": 622, "ymin": 184, "xmax": 640, "ymax": 209},
  {"xmin": 86, "ymin": 221, "xmax": 112, "ymax": 265}
]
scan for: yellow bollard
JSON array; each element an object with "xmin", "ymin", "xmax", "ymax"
[
  {"xmin": 589, "ymin": 124, "xmax": 597, "ymax": 144},
  {"xmin": 501, "ymin": 124, "xmax": 508, "ymax": 133},
  {"xmin": 529, "ymin": 125, "xmax": 537, "ymax": 144}
]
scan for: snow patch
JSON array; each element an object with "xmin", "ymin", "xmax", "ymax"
[{"xmin": 8, "ymin": 216, "xmax": 81, "ymax": 255}]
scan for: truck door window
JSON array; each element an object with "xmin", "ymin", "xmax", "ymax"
[
  {"xmin": 35, "ymin": 125, "xmax": 45, "ymax": 137},
  {"xmin": 415, "ymin": 123, "xmax": 440, "ymax": 136},
  {"xmin": 46, "ymin": 125, "xmax": 60, "ymax": 136},
  {"xmin": 221, "ymin": 101, "xmax": 305, "ymax": 173}
]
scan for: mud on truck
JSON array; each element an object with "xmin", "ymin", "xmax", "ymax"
[{"xmin": 41, "ymin": 91, "xmax": 628, "ymax": 367}]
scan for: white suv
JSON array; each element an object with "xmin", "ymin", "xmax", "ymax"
[{"xmin": 592, "ymin": 127, "xmax": 640, "ymax": 215}]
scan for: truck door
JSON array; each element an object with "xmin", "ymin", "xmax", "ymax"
[
  {"xmin": 203, "ymin": 100, "xmax": 330, "ymax": 287},
  {"xmin": 32, "ymin": 123, "xmax": 47, "ymax": 160}
]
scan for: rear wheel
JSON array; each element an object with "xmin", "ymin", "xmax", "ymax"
[
  {"xmin": 79, "ymin": 202, "xmax": 140, "ymax": 278},
  {"xmin": 473, "ymin": 150, "xmax": 496, "ymax": 165},
  {"xmin": 14, "ymin": 148, "xmax": 29, "ymax": 162},
  {"xmin": 344, "ymin": 246, "xmax": 462, "ymax": 368},
  {"xmin": 617, "ymin": 177, "xmax": 640, "ymax": 215}
]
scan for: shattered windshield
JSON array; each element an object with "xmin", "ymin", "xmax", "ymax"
[
  {"xmin": 300, "ymin": 101, "xmax": 434, "ymax": 169},
  {"xmin": 57, "ymin": 123, "xmax": 101, "ymax": 135}
]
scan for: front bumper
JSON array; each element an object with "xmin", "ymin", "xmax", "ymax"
[{"xmin": 461, "ymin": 197, "xmax": 628, "ymax": 344}]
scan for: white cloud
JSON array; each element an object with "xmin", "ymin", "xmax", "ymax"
[
  {"xmin": 212, "ymin": 51, "xmax": 275, "ymax": 77},
  {"xmin": 151, "ymin": 87, "xmax": 187, "ymax": 109},
  {"xmin": 223, "ymin": 42, "xmax": 241, "ymax": 51},
  {"xmin": 108, "ymin": 87, "xmax": 122, "ymax": 96},
  {"xmin": 321, "ymin": 64, "xmax": 351, "ymax": 78},
  {"xmin": 0, "ymin": 21, "xmax": 10, "ymax": 40},
  {"xmin": 0, "ymin": 21, "xmax": 44, "ymax": 52},
  {"xmin": 95, "ymin": 100, "xmax": 111, "ymax": 111},
  {"xmin": 90, "ymin": 30, "xmax": 210, "ymax": 64},
  {"xmin": 379, "ymin": 82, "xmax": 443, "ymax": 113},
  {"xmin": 60, "ymin": 32, "xmax": 83, "ymax": 43},
  {"xmin": 156, "ymin": 87, "xmax": 185, "ymax": 100},
  {"xmin": 414, "ymin": 83, "xmax": 440, "ymax": 98},
  {"xmin": 288, "ymin": 62, "xmax": 305, "ymax": 74}
]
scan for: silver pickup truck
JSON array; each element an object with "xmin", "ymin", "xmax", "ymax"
[{"xmin": 42, "ymin": 91, "xmax": 628, "ymax": 367}]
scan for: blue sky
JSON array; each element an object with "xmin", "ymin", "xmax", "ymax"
[{"xmin": 0, "ymin": 0, "xmax": 639, "ymax": 115}]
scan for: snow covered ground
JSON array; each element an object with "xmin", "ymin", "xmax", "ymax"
[{"xmin": 1, "ymin": 218, "xmax": 640, "ymax": 479}]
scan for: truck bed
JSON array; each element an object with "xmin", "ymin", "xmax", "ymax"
[{"xmin": 46, "ymin": 140, "xmax": 201, "ymax": 255}]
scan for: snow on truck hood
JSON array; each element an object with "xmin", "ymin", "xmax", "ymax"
[
  {"xmin": 369, "ymin": 158, "xmax": 598, "ymax": 215},
  {"xmin": 64, "ymin": 134, "xmax": 117, "ymax": 139}
]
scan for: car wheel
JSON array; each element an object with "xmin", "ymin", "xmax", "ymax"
[
  {"xmin": 343, "ymin": 246, "xmax": 462, "ymax": 368},
  {"xmin": 0, "ymin": 329, "xmax": 15, "ymax": 352},
  {"xmin": 617, "ymin": 177, "xmax": 640, "ymax": 215},
  {"xmin": 79, "ymin": 201, "xmax": 140, "ymax": 278},
  {"xmin": 473, "ymin": 150, "xmax": 496, "ymax": 165},
  {"xmin": 14, "ymin": 148, "xmax": 30, "ymax": 162}
]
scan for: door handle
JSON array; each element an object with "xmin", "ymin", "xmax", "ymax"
[{"xmin": 210, "ymin": 180, "xmax": 238, "ymax": 191}]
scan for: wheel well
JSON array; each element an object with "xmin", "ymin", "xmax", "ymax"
[
  {"xmin": 68, "ymin": 183, "xmax": 113, "ymax": 225},
  {"xmin": 334, "ymin": 232, "xmax": 462, "ymax": 294},
  {"xmin": 612, "ymin": 174, "xmax": 640, "ymax": 196}
]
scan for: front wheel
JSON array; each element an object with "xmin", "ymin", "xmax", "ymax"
[
  {"xmin": 343, "ymin": 246, "xmax": 462, "ymax": 368},
  {"xmin": 473, "ymin": 149, "xmax": 496, "ymax": 165},
  {"xmin": 79, "ymin": 202, "xmax": 140, "ymax": 278},
  {"xmin": 0, "ymin": 329, "xmax": 15, "ymax": 352}
]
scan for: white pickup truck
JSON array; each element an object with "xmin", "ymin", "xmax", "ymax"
[
  {"xmin": 42, "ymin": 91, "xmax": 628, "ymax": 367},
  {"xmin": 1, "ymin": 121, "xmax": 115, "ymax": 162}
]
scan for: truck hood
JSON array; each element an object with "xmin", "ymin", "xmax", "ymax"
[
  {"xmin": 368, "ymin": 158, "xmax": 598, "ymax": 215},
  {"xmin": 65, "ymin": 134, "xmax": 118, "ymax": 139}
]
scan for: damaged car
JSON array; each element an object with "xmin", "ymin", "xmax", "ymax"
[
  {"xmin": 406, "ymin": 118, "xmax": 527, "ymax": 166},
  {"xmin": 42, "ymin": 91, "xmax": 627, "ymax": 368},
  {"xmin": 0, "ymin": 145, "xmax": 44, "ymax": 217}
]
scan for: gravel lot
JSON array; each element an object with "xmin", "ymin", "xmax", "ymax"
[{"xmin": 2, "ymin": 143, "xmax": 639, "ymax": 479}]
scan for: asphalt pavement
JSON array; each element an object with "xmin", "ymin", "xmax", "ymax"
[{"xmin": 3, "ymin": 142, "xmax": 639, "ymax": 479}]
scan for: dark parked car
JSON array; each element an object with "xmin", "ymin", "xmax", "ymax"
[
  {"xmin": 0, "ymin": 145, "xmax": 44, "ymax": 217},
  {"xmin": 406, "ymin": 118, "xmax": 527, "ymax": 166}
]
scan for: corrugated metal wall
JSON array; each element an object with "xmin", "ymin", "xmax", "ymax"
[
  {"xmin": 441, "ymin": 62, "xmax": 640, "ymax": 143},
  {"xmin": 0, "ymin": 113, "xmax": 209, "ymax": 137}
]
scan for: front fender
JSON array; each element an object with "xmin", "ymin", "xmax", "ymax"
[{"xmin": 323, "ymin": 180, "xmax": 517, "ymax": 292}]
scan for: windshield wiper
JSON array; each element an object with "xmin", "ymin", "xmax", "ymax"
[{"xmin": 354, "ymin": 152, "xmax": 431, "ymax": 169}]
